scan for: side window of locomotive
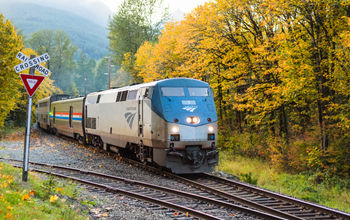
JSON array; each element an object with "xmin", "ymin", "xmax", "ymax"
[
  {"xmin": 161, "ymin": 87, "xmax": 185, "ymax": 96},
  {"xmin": 188, "ymin": 87, "xmax": 209, "ymax": 96},
  {"xmin": 121, "ymin": 91, "xmax": 128, "ymax": 101},
  {"xmin": 116, "ymin": 92, "xmax": 122, "ymax": 102},
  {"xmin": 86, "ymin": 95, "xmax": 97, "ymax": 104},
  {"xmin": 96, "ymin": 95, "xmax": 101, "ymax": 103},
  {"xmin": 127, "ymin": 90, "xmax": 137, "ymax": 100}
]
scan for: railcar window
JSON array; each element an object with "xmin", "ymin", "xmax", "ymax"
[
  {"xmin": 161, "ymin": 87, "xmax": 185, "ymax": 97},
  {"xmin": 121, "ymin": 91, "xmax": 128, "ymax": 101},
  {"xmin": 127, "ymin": 90, "xmax": 137, "ymax": 100},
  {"xmin": 116, "ymin": 92, "xmax": 122, "ymax": 102},
  {"xmin": 39, "ymin": 102, "xmax": 48, "ymax": 107},
  {"xmin": 188, "ymin": 88, "xmax": 209, "ymax": 96}
]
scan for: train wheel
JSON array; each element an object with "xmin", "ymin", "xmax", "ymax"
[
  {"xmin": 92, "ymin": 135, "xmax": 103, "ymax": 149},
  {"xmin": 77, "ymin": 134, "xmax": 85, "ymax": 145}
]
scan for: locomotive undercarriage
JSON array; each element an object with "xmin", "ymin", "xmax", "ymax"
[
  {"xmin": 128, "ymin": 142, "xmax": 153, "ymax": 163},
  {"xmin": 166, "ymin": 145, "xmax": 218, "ymax": 174},
  {"xmin": 84, "ymin": 133, "xmax": 218, "ymax": 173}
]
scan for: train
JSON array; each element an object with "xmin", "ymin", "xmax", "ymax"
[{"xmin": 36, "ymin": 78, "xmax": 219, "ymax": 174}]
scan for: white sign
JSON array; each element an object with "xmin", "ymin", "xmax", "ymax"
[
  {"xmin": 16, "ymin": 52, "xmax": 52, "ymax": 77},
  {"xmin": 14, "ymin": 52, "xmax": 50, "ymax": 75}
]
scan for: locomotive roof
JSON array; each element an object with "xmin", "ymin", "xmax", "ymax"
[{"xmin": 87, "ymin": 78, "xmax": 208, "ymax": 97}]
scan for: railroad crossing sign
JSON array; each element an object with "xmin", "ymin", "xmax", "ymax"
[
  {"xmin": 14, "ymin": 52, "xmax": 51, "ymax": 76},
  {"xmin": 19, "ymin": 74, "xmax": 45, "ymax": 97},
  {"xmin": 14, "ymin": 52, "xmax": 51, "ymax": 182}
]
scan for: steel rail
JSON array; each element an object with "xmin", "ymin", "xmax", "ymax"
[
  {"xmin": 119, "ymin": 157, "xmax": 350, "ymax": 220},
  {"xmin": 119, "ymin": 157, "xmax": 303, "ymax": 220},
  {"xmin": 202, "ymin": 173, "xmax": 350, "ymax": 220},
  {"xmin": 6, "ymin": 162, "xmax": 221, "ymax": 220},
  {"xmin": 0, "ymin": 157, "xmax": 283, "ymax": 220}
]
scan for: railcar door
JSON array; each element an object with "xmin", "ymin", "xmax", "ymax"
[{"xmin": 137, "ymin": 88, "xmax": 144, "ymax": 138}]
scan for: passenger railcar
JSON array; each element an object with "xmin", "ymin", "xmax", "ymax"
[
  {"xmin": 36, "ymin": 94, "xmax": 74, "ymax": 131},
  {"xmin": 36, "ymin": 78, "xmax": 218, "ymax": 174},
  {"xmin": 50, "ymin": 97, "xmax": 85, "ymax": 141}
]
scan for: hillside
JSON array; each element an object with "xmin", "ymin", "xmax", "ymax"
[{"xmin": 0, "ymin": 2, "xmax": 108, "ymax": 59}]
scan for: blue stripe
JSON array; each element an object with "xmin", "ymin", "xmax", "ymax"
[{"xmin": 50, "ymin": 116, "xmax": 82, "ymax": 121}]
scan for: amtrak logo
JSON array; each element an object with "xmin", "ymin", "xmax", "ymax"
[
  {"xmin": 125, "ymin": 112, "xmax": 136, "ymax": 128},
  {"xmin": 182, "ymin": 106, "xmax": 197, "ymax": 112}
]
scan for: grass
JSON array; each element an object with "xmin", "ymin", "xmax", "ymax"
[
  {"xmin": 0, "ymin": 126, "xmax": 25, "ymax": 140},
  {"xmin": 217, "ymin": 149, "xmax": 350, "ymax": 213},
  {"xmin": 0, "ymin": 162, "xmax": 88, "ymax": 219}
]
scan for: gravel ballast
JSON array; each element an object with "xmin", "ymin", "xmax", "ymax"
[{"xmin": 0, "ymin": 128, "xmax": 256, "ymax": 219}]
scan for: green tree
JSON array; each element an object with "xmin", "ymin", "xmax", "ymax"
[
  {"xmin": 94, "ymin": 57, "xmax": 109, "ymax": 91},
  {"xmin": 75, "ymin": 51, "xmax": 96, "ymax": 95},
  {"xmin": 27, "ymin": 30, "xmax": 78, "ymax": 94},
  {"xmin": 108, "ymin": 0, "xmax": 168, "ymax": 82}
]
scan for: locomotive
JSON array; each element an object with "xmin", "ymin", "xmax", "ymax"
[{"xmin": 36, "ymin": 78, "xmax": 218, "ymax": 174}]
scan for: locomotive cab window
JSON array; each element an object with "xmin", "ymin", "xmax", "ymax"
[
  {"xmin": 121, "ymin": 91, "xmax": 128, "ymax": 101},
  {"xmin": 116, "ymin": 92, "xmax": 122, "ymax": 102},
  {"xmin": 127, "ymin": 90, "xmax": 137, "ymax": 100},
  {"xmin": 96, "ymin": 95, "xmax": 101, "ymax": 103},
  {"xmin": 188, "ymin": 88, "xmax": 209, "ymax": 96},
  {"xmin": 161, "ymin": 87, "xmax": 185, "ymax": 97}
]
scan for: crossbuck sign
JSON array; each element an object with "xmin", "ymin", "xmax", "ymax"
[
  {"xmin": 14, "ymin": 52, "xmax": 51, "ymax": 76},
  {"xmin": 14, "ymin": 51, "xmax": 51, "ymax": 182}
]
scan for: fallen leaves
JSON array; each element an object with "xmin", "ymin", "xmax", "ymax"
[
  {"xmin": 49, "ymin": 195, "xmax": 59, "ymax": 203},
  {"xmin": 21, "ymin": 194, "xmax": 30, "ymax": 201},
  {"xmin": 29, "ymin": 190, "xmax": 36, "ymax": 196},
  {"xmin": 5, "ymin": 212, "xmax": 12, "ymax": 219}
]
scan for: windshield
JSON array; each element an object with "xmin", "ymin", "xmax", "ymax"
[
  {"xmin": 188, "ymin": 87, "xmax": 209, "ymax": 96},
  {"xmin": 161, "ymin": 87, "xmax": 185, "ymax": 97}
]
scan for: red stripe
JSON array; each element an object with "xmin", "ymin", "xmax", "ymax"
[{"xmin": 56, "ymin": 112, "xmax": 82, "ymax": 116}]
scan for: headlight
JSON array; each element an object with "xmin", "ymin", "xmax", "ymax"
[
  {"xmin": 192, "ymin": 117, "xmax": 199, "ymax": 124},
  {"xmin": 208, "ymin": 126, "xmax": 214, "ymax": 132},
  {"xmin": 186, "ymin": 116, "xmax": 200, "ymax": 124},
  {"xmin": 171, "ymin": 126, "xmax": 179, "ymax": 133}
]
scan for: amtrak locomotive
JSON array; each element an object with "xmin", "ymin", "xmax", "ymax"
[{"xmin": 36, "ymin": 78, "xmax": 218, "ymax": 173}]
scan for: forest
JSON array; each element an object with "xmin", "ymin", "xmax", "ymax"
[
  {"xmin": 1, "ymin": 0, "xmax": 350, "ymax": 182},
  {"xmin": 132, "ymin": 0, "xmax": 350, "ymax": 179}
]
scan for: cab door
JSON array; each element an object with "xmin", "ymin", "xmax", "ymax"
[{"xmin": 137, "ymin": 88, "xmax": 145, "ymax": 138}]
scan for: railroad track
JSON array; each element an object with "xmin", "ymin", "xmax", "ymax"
[
  {"xmin": 0, "ymin": 158, "xmax": 282, "ymax": 220},
  {"xmin": 183, "ymin": 173, "xmax": 350, "ymax": 220},
  {"xmin": 119, "ymin": 157, "xmax": 350, "ymax": 220}
]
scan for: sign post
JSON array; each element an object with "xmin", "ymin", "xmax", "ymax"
[
  {"xmin": 23, "ymin": 55, "xmax": 35, "ymax": 182},
  {"xmin": 14, "ymin": 53, "xmax": 48, "ymax": 182}
]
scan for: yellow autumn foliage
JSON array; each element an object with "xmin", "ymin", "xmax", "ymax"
[{"xmin": 134, "ymin": 0, "xmax": 350, "ymax": 174}]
